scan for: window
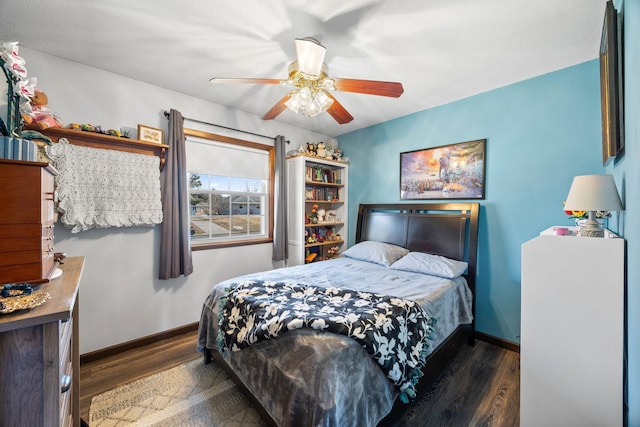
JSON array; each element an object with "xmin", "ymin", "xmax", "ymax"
[
  {"xmin": 185, "ymin": 128, "xmax": 274, "ymax": 250},
  {"xmin": 189, "ymin": 173, "xmax": 267, "ymax": 240}
]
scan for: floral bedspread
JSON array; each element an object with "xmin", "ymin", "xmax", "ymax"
[{"xmin": 218, "ymin": 279, "xmax": 436, "ymax": 400}]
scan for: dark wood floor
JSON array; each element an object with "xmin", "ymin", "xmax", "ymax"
[
  {"xmin": 80, "ymin": 330, "xmax": 520, "ymax": 426},
  {"xmin": 390, "ymin": 338, "xmax": 520, "ymax": 426}
]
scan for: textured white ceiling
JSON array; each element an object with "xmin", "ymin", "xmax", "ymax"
[{"xmin": 0, "ymin": 0, "xmax": 607, "ymax": 137}]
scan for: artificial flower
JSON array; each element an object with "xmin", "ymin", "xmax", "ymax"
[
  {"xmin": 1, "ymin": 41, "xmax": 27, "ymax": 80},
  {"xmin": 563, "ymin": 202, "xmax": 610, "ymax": 220},
  {"xmin": 15, "ymin": 76, "xmax": 36, "ymax": 100},
  {"xmin": 1, "ymin": 41, "xmax": 21, "ymax": 59}
]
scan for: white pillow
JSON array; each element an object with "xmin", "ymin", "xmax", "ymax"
[
  {"xmin": 389, "ymin": 252, "xmax": 468, "ymax": 279},
  {"xmin": 342, "ymin": 241, "xmax": 409, "ymax": 267}
]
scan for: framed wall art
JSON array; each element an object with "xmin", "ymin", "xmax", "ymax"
[
  {"xmin": 400, "ymin": 139, "xmax": 486, "ymax": 200},
  {"xmin": 600, "ymin": 0, "xmax": 623, "ymax": 165},
  {"xmin": 137, "ymin": 124, "xmax": 165, "ymax": 144}
]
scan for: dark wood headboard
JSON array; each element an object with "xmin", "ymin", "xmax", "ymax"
[{"xmin": 355, "ymin": 202, "xmax": 480, "ymax": 296}]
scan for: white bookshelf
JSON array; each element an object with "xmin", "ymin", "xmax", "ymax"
[{"xmin": 287, "ymin": 155, "xmax": 348, "ymax": 266}]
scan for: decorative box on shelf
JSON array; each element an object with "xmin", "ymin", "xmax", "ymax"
[
  {"xmin": 0, "ymin": 136, "xmax": 38, "ymax": 161},
  {"xmin": 0, "ymin": 159, "xmax": 59, "ymax": 284}
]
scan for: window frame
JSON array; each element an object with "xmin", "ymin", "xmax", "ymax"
[{"xmin": 184, "ymin": 128, "xmax": 274, "ymax": 251}]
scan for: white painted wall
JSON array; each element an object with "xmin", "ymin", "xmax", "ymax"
[{"xmin": 21, "ymin": 47, "xmax": 329, "ymax": 354}]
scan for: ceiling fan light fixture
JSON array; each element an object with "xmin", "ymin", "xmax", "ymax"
[
  {"xmin": 294, "ymin": 37, "xmax": 326, "ymax": 77},
  {"xmin": 284, "ymin": 89, "xmax": 302, "ymax": 113},
  {"xmin": 212, "ymin": 36, "xmax": 402, "ymax": 124},
  {"xmin": 319, "ymin": 78, "xmax": 335, "ymax": 90},
  {"xmin": 313, "ymin": 88, "xmax": 333, "ymax": 111},
  {"xmin": 285, "ymin": 87, "xmax": 333, "ymax": 118}
]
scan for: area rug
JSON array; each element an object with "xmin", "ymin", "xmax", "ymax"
[{"xmin": 89, "ymin": 359, "xmax": 268, "ymax": 426}]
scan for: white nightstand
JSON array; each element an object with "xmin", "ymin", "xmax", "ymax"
[{"xmin": 521, "ymin": 227, "xmax": 624, "ymax": 427}]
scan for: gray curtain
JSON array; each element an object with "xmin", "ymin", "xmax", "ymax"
[
  {"xmin": 159, "ymin": 109, "xmax": 193, "ymax": 279},
  {"xmin": 272, "ymin": 135, "xmax": 288, "ymax": 262}
]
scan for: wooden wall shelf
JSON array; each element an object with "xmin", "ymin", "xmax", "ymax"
[{"xmin": 41, "ymin": 127, "xmax": 169, "ymax": 170}]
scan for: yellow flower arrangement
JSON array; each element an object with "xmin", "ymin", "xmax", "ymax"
[{"xmin": 563, "ymin": 202, "xmax": 610, "ymax": 220}]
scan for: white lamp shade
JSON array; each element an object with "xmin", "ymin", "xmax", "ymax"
[{"xmin": 564, "ymin": 174, "xmax": 623, "ymax": 211}]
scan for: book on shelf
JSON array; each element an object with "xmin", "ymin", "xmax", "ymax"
[
  {"xmin": 306, "ymin": 165, "xmax": 342, "ymax": 184},
  {"xmin": 332, "ymin": 169, "xmax": 342, "ymax": 184},
  {"xmin": 305, "ymin": 186, "xmax": 340, "ymax": 201}
]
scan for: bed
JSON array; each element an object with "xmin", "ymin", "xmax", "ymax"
[{"xmin": 197, "ymin": 202, "xmax": 480, "ymax": 426}]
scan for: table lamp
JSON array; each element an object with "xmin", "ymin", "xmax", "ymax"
[{"xmin": 564, "ymin": 174, "xmax": 623, "ymax": 237}]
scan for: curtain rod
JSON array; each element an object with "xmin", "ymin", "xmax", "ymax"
[{"xmin": 163, "ymin": 110, "xmax": 288, "ymax": 143}]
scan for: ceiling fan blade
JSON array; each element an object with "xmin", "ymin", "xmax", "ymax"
[
  {"xmin": 295, "ymin": 37, "xmax": 326, "ymax": 77},
  {"xmin": 332, "ymin": 78, "xmax": 404, "ymax": 98},
  {"xmin": 325, "ymin": 93, "xmax": 354, "ymax": 124},
  {"xmin": 262, "ymin": 95, "xmax": 290, "ymax": 120},
  {"xmin": 209, "ymin": 78, "xmax": 284, "ymax": 85}
]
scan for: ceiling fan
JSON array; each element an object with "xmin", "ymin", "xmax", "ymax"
[{"xmin": 209, "ymin": 37, "xmax": 404, "ymax": 124}]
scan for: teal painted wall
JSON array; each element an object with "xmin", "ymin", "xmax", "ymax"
[
  {"xmin": 612, "ymin": 1, "xmax": 639, "ymax": 425},
  {"xmin": 338, "ymin": 60, "xmax": 604, "ymax": 344}
]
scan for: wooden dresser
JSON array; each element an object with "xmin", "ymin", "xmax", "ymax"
[
  {"xmin": 0, "ymin": 159, "xmax": 59, "ymax": 284},
  {"xmin": 0, "ymin": 256, "xmax": 84, "ymax": 427}
]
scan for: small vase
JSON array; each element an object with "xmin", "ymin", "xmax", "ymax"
[{"xmin": 575, "ymin": 218, "xmax": 607, "ymax": 228}]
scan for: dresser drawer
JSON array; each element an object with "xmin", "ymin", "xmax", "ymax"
[
  {"xmin": 60, "ymin": 318, "xmax": 73, "ymax": 365},
  {"xmin": 0, "ymin": 252, "xmax": 55, "ymax": 283},
  {"xmin": 42, "ymin": 171, "xmax": 57, "ymax": 223},
  {"xmin": 0, "ymin": 223, "xmax": 43, "ymax": 239},
  {"xmin": 0, "ymin": 235, "xmax": 42, "ymax": 252},
  {"xmin": 0, "ymin": 222, "xmax": 56, "ymax": 283},
  {"xmin": 59, "ymin": 318, "xmax": 74, "ymax": 427}
]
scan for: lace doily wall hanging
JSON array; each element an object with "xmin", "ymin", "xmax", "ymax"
[{"xmin": 47, "ymin": 139, "xmax": 163, "ymax": 233}]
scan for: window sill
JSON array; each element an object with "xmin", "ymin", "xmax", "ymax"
[{"xmin": 191, "ymin": 237, "xmax": 273, "ymax": 251}]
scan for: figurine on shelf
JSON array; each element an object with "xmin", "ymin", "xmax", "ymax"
[
  {"xmin": 317, "ymin": 142, "xmax": 327, "ymax": 158},
  {"xmin": 307, "ymin": 232, "xmax": 317, "ymax": 244},
  {"xmin": 310, "ymin": 204, "xmax": 319, "ymax": 223},
  {"xmin": 326, "ymin": 246, "xmax": 340, "ymax": 259},
  {"xmin": 326, "ymin": 229, "xmax": 334, "ymax": 241},
  {"xmin": 21, "ymin": 89, "xmax": 63, "ymax": 131},
  {"xmin": 316, "ymin": 208, "xmax": 325, "ymax": 223},
  {"xmin": 304, "ymin": 142, "xmax": 317, "ymax": 156}
]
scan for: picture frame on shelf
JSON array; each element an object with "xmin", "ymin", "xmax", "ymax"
[
  {"xmin": 599, "ymin": 0, "xmax": 623, "ymax": 165},
  {"xmin": 400, "ymin": 139, "xmax": 486, "ymax": 200},
  {"xmin": 137, "ymin": 124, "xmax": 164, "ymax": 144}
]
